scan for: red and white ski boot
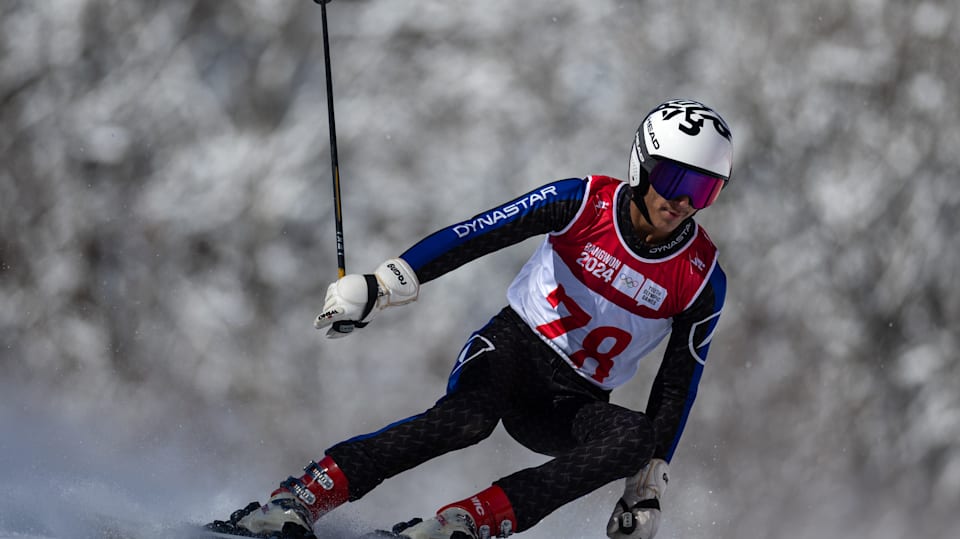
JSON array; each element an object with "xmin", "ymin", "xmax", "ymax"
[
  {"xmin": 205, "ymin": 455, "xmax": 350, "ymax": 539},
  {"xmin": 393, "ymin": 485, "xmax": 517, "ymax": 539}
]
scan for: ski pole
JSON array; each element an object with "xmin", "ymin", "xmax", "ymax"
[
  {"xmin": 315, "ymin": 0, "xmax": 357, "ymax": 335},
  {"xmin": 315, "ymin": 0, "xmax": 346, "ymax": 279}
]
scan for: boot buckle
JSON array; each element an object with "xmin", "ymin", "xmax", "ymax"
[
  {"xmin": 304, "ymin": 460, "xmax": 336, "ymax": 490},
  {"xmin": 280, "ymin": 476, "xmax": 316, "ymax": 506}
]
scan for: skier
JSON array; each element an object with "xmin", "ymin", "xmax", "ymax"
[{"xmin": 207, "ymin": 99, "xmax": 732, "ymax": 539}]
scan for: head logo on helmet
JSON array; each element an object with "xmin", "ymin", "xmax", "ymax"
[{"xmin": 629, "ymin": 99, "xmax": 734, "ymax": 219}]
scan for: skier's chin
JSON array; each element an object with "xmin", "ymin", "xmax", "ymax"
[{"xmin": 657, "ymin": 207, "xmax": 687, "ymax": 226}]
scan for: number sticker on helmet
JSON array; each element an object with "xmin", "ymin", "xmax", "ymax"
[{"xmin": 654, "ymin": 100, "xmax": 732, "ymax": 141}]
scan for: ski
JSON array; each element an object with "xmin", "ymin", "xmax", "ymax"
[
  {"xmin": 194, "ymin": 532, "xmax": 254, "ymax": 539},
  {"xmin": 189, "ymin": 525, "xmax": 405, "ymax": 539},
  {"xmin": 191, "ymin": 532, "xmax": 402, "ymax": 539}
]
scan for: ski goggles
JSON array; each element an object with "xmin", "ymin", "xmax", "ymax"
[{"xmin": 647, "ymin": 159, "xmax": 727, "ymax": 210}]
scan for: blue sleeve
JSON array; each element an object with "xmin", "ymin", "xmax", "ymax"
[
  {"xmin": 646, "ymin": 263, "xmax": 727, "ymax": 462},
  {"xmin": 400, "ymin": 178, "xmax": 587, "ymax": 283}
]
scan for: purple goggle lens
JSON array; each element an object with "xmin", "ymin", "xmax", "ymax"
[{"xmin": 647, "ymin": 160, "xmax": 726, "ymax": 210}]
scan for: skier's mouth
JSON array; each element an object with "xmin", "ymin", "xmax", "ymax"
[{"xmin": 662, "ymin": 207, "xmax": 684, "ymax": 220}]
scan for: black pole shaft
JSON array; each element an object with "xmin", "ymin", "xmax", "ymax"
[{"xmin": 318, "ymin": 0, "xmax": 346, "ymax": 278}]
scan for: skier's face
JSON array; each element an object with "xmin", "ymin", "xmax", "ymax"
[{"xmin": 638, "ymin": 186, "xmax": 697, "ymax": 238}]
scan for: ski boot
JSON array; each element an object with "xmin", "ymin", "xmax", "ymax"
[
  {"xmin": 205, "ymin": 455, "xmax": 350, "ymax": 539},
  {"xmin": 389, "ymin": 485, "xmax": 517, "ymax": 539}
]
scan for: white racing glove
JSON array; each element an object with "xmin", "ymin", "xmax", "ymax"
[
  {"xmin": 314, "ymin": 258, "xmax": 419, "ymax": 338},
  {"xmin": 607, "ymin": 458, "xmax": 669, "ymax": 539}
]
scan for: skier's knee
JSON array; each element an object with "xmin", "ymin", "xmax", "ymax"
[
  {"xmin": 604, "ymin": 410, "xmax": 657, "ymax": 477},
  {"xmin": 455, "ymin": 408, "xmax": 499, "ymax": 445},
  {"xmin": 625, "ymin": 411, "xmax": 655, "ymax": 453}
]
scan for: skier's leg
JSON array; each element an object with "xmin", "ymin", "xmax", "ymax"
[
  {"xmin": 393, "ymin": 311, "xmax": 650, "ymax": 538},
  {"xmin": 211, "ymin": 320, "xmax": 506, "ymax": 537},
  {"xmin": 395, "ymin": 401, "xmax": 653, "ymax": 537},
  {"xmin": 326, "ymin": 373, "xmax": 501, "ymax": 499},
  {"xmin": 208, "ymin": 310, "xmax": 521, "ymax": 538},
  {"xmin": 495, "ymin": 400, "xmax": 656, "ymax": 531},
  {"xmin": 209, "ymin": 374, "xmax": 502, "ymax": 538},
  {"xmin": 326, "ymin": 323, "xmax": 507, "ymax": 499}
]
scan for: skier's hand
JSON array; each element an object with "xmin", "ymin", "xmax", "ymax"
[
  {"xmin": 606, "ymin": 458, "xmax": 669, "ymax": 539},
  {"xmin": 315, "ymin": 258, "xmax": 419, "ymax": 338}
]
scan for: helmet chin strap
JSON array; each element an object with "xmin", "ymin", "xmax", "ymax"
[{"xmin": 631, "ymin": 184, "xmax": 655, "ymax": 227}]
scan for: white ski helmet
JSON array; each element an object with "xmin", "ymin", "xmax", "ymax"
[{"xmin": 629, "ymin": 99, "xmax": 733, "ymax": 211}]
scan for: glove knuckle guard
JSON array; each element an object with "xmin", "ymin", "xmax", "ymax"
[
  {"xmin": 315, "ymin": 275, "xmax": 376, "ymax": 334},
  {"xmin": 337, "ymin": 274, "xmax": 373, "ymax": 303}
]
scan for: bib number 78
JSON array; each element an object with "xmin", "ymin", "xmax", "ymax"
[{"xmin": 535, "ymin": 284, "xmax": 632, "ymax": 382}]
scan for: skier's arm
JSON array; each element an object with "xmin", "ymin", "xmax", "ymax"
[
  {"xmin": 645, "ymin": 263, "xmax": 727, "ymax": 462},
  {"xmin": 607, "ymin": 264, "xmax": 725, "ymax": 538},
  {"xmin": 315, "ymin": 178, "xmax": 589, "ymax": 336},
  {"xmin": 400, "ymin": 177, "xmax": 588, "ymax": 284}
]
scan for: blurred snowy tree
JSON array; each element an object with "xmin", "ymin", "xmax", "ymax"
[{"xmin": 1, "ymin": 1, "xmax": 957, "ymax": 538}]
